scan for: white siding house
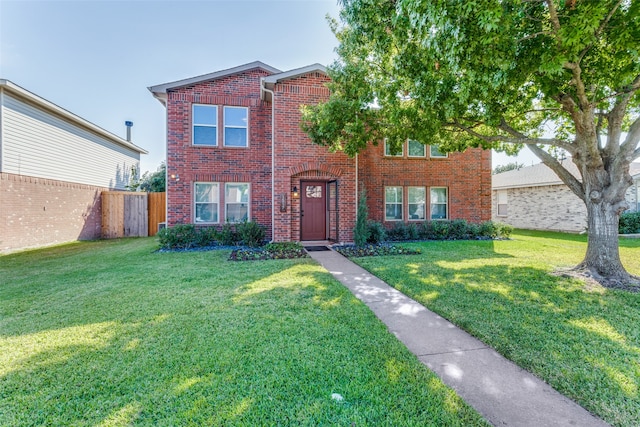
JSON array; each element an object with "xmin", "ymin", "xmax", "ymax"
[
  {"xmin": 0, "ymin": 79, "xmax": 148, "ymax": 252},
  {"xmin": 492, "ymin": 160, "xmax": 640, "ymax": 233}
]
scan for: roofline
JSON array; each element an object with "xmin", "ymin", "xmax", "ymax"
[
  {"xmin": 147, "ymin": 61, "xmax": 282, "ymax": 106},
  {"xmin": 492, "ymin": 181, "xmax": 565, "ymax": 190},
  {"xmin": 262, "ymin": 63, "xmax": 328, "ymax": 85},
  {"xmin": 0, "ymin": 79, "xmax": 148, "ymax": 154}
]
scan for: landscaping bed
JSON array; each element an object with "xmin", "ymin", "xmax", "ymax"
[{"xmin": 333, "ymin": 243, "xmax": 421, "ymax": 257}]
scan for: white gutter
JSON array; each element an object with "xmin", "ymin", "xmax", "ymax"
[{"xmin": 260, "ymin": 79, "xmax": 276, "ymax": 242}]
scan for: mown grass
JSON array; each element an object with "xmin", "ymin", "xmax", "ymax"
[
  {"xmin": 0, "ymin": 238, "xmax": 486, "ymax": 426},
  {"xmin": 352, "ymin": 230, "xmax": 640, "ymax": 427}
]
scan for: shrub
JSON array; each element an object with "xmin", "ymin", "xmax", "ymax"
[
  {"xmin": 353, "ymin": 189, "xmax": 370, "ymax": 247},
  {"xmin": 448, "ymin": 219, "xmax": 470, "ymax": 240},
  {"xmin": 367, "ymin": 221, "xmax": 386, "ymax": 244},
  {"xmin": 195, "ymin": 227, "xmax": 219, "ymax": 247},
  {"xmin": 619, "ymin": 211, "xmax": 640, "ymax": 234},
  {"xmin": 220, "ymin": 223, "xmax": 239, "ymax": 246},
  {"xmin": 157, "ymin": 224, "xmax": 198, "ymax": 250},
  {"xmin": 431, "ymin": 221, "xmax": 450, "ymax": 239},
  {"xmin": 407, "ymin": 222, "xmax": 419, "ymax": 240},
  {"xmin": 387, "ymin": 222, "xmax": 410, "ymax": 241},
  {"xmin": 236, "ymin": 220, "xmax": 266, "ymax": 247},
  {"xmin": 479, "ymin": 221, "xmax": 513, "ymax": 239},
  {"xmin": 157, "ymin": 225, "xmax": 220, "ymax": 250}
]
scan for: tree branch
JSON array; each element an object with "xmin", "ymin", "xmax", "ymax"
[
  {"xmin": 449, "ymin": 119, "xmax": 574, "ymax": 151},
  {"xmin": 545, "ymin": 0, "xmax": 562, "ymax": 35},
  {"xmin": 526, "ymin": 143, "xmax": 585, "ymax": 201},
  {"xmin": 621, "ymin": 115, "xmax": 640, "ymax": 160},
  {"xmin": 563, "ymin": 62, "xmax": 591, "ymax": 112},
  {"xmin": 577, "ymin": 0, "xmax": 623, "ymax": 63}
]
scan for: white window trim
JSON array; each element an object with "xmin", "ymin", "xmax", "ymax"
[
  {"xmin": 225, "ymin": 182, "xmax": 251, "ymax": 223},
  {"xmin": 407, "ymin": 140, "xmax": 426, "ymax": 158},
  {"xmin": 192, "ymin": 104, "xmax": 218, "ymax": 147},
  {"xmin": 430, "ymin": 187, "xmax": 448, "ymax": 220},
  {"xmin": 194, "ymin": 182, "xmax": 220, "ymax": 224},
  {"xmin": 385, "ymin": 186, "xmax": 404, "ymax": 221},
  {"xmin": 223, "ymin": 106, "xmax": 249, "ymax": 147},
  {"xmin": 407, "ymin": 186, "xmax": 426, "ymax": 221},
  {"xmin": 384, "ymin": 139, "xmax": 403, "ymax": 157},
  {"xmin": 429, "ymin": 145, "xmax": 448, "ymax": 158}
]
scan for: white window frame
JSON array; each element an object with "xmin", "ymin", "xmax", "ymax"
[
  {"xmin": 429, "ymin": 145, "xmax": 448, "ymax": 158},
  {"xmin": 223, "ymin": 106, "xmax": 248, "ymax": 147},
  {"xmin": 384, "ymin": 139, "xmax": 403, "ymax": 157},
  {"xmin": 408, "ymin": 186, "xmax": 426, "ymax": 221},
  {"xmin": 430, "ymin": 187, "xmax": 448, "ymax": 220},
  {"xmin": 225, "ymin": 182, "xmax": 250, "ymax": 223},
  {"xmin": 194, "ymin": 182, "xmax": 219, "ymax": 224},
  {"xmin": 407, "ymin": 140, "xmax": 426, "ymax": 158},
  {"xmin": 385, "ymin": 186, "xmax": 404, "ymax": 221},
  {"xmin": 192, "ymin": 104, "xmax": 218, "ymax": 146},
  {"xmin": 497, "ymin": 190, "xmax": 508, "ymax": 216}
]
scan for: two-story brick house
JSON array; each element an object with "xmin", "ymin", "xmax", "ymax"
[{"xmin": 149, "ymin": 61, "xmax": 491, "ymax": 243}]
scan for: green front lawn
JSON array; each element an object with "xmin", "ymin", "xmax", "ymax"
[
  {"xmin": 352, "ymin": 230, "xmax": 640, "ymax": 427},
  {"xmin": 0, "ymin": 238, "xmax": 485, "ymax": 426}
]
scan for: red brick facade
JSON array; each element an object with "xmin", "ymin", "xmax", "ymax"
[
  {"xmin": 159, "ymin": 63, "xmax": 491, "ymax": 243},
  {"xmin": 359, "ymin": 143, "xmax": 492, "ymax": 225},
  {"xmin": 0, "ymin": 172, "xmax": 104, "ymax": 253}
]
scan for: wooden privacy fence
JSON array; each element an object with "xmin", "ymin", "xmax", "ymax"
[{"xmin": 102, "ymin": 191, "xmax": 166, "ymax": 238}]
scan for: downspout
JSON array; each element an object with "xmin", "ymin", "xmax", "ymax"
[
  {"xmin": 261, "ymin": 79, "xmax": 276, "ymax": 242},
  {"xmin": 355, "ymin": 153, "xmax": 358, "ymax": 245}
]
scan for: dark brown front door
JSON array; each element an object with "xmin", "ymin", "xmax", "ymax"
[{"xmin": 300, "ymin": 181, "xmax": 326, "ymax": 240}]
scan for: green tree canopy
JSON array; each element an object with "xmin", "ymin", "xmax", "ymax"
[{"xmin": 302, "ymin": 0, "xmax": 640, "ymax": 286}]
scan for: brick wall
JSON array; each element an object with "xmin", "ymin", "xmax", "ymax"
[
  {"xmin": 358, "ymin": 143, "xmax": 492, "ymax": 225},
  {"xmin": 272, "ymin": 72, "xmax": 357, "ymax": 243},
  {"xmin": 165, "ymin": 68, "xmax": 274, "ymax": 237},
  {"xmin": 0, "ymin": 172, "xmax": 104, "ymax": 253},
  {"xmin": 165, "ymin": 66, "xmax": 492, "ymax": 243},
  {"xmin": 491, "ymin": 185, "xmax": 587, "ymax": 232}
]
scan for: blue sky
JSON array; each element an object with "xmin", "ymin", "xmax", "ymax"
[{"xmin": 1, "ymin": 0, "xmax": 536, "ymax": 174}]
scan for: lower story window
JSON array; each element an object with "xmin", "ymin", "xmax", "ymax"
[
  {"xmin": 430, "ymin": 187, "xmax": 448, "ymax": 219},
  {"xmin": 408, "ymin": 186, "xmax": 426, "ymax": 220},
  {"xmin": 385, "ymin": 186, "xmax": 403, "ymax": 221},
  {"xmin": 497, "ymin": 190, "xmax": 508, "ymax": 216},
  {"xmin": 195, "ymin": 182, "xmax": 219, "ymax": 223},
  {"xmin": 225, "ymin": 183, "xmax": 250, "ymax": 223}
]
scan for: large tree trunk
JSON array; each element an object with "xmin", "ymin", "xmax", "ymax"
[{"xmin": 578, "ymin": 201, "xmax": 627, "ymax": 279}]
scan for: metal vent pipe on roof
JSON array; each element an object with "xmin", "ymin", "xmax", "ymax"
[{"xmin": 125, "ymin": 121, "xmax": 133, "ymax": 142}]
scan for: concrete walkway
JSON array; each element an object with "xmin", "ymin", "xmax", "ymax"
[{"xmin": 307, "ymin": 249, "xmax": 609, "ymax": 427}]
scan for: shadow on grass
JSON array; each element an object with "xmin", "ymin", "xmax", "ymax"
[
  {"xmin": 0, "ymin": 239, "xmax": 486, "ymax": 426},
  {"xmin": 355, "ymin": 238, "xmax": 640, "ymax": 426}
]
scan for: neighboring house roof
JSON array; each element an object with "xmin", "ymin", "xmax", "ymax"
[
  {"xmin": 493, "ymin": 159, "xmax": 640, "ymax": 190},
  {"xmin": 0, "ymin": 79, "xmax": 147, "ymax": 154},
  {"xmin": 148, "ymin": 61, "xmax": 282, "ymax": 105}
]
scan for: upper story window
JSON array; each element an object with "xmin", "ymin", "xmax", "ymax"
[
  {"xmin": 408, "ymin": 140, "xmax": 426, "ymax": 157},
  {"xmin": 384, "ymin": 139, "xmax": 403, "ymax": 157},
  {"xmin": 224, "ymin": 106, "xmax": 248, "ymax": 147},
  {"xmin": 193, "ymin": 105, "xmax": 218, "ymax": 146},
  {"xmin": 430, "ymin": 144, "xmax": 448, "ymax": 158}
]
